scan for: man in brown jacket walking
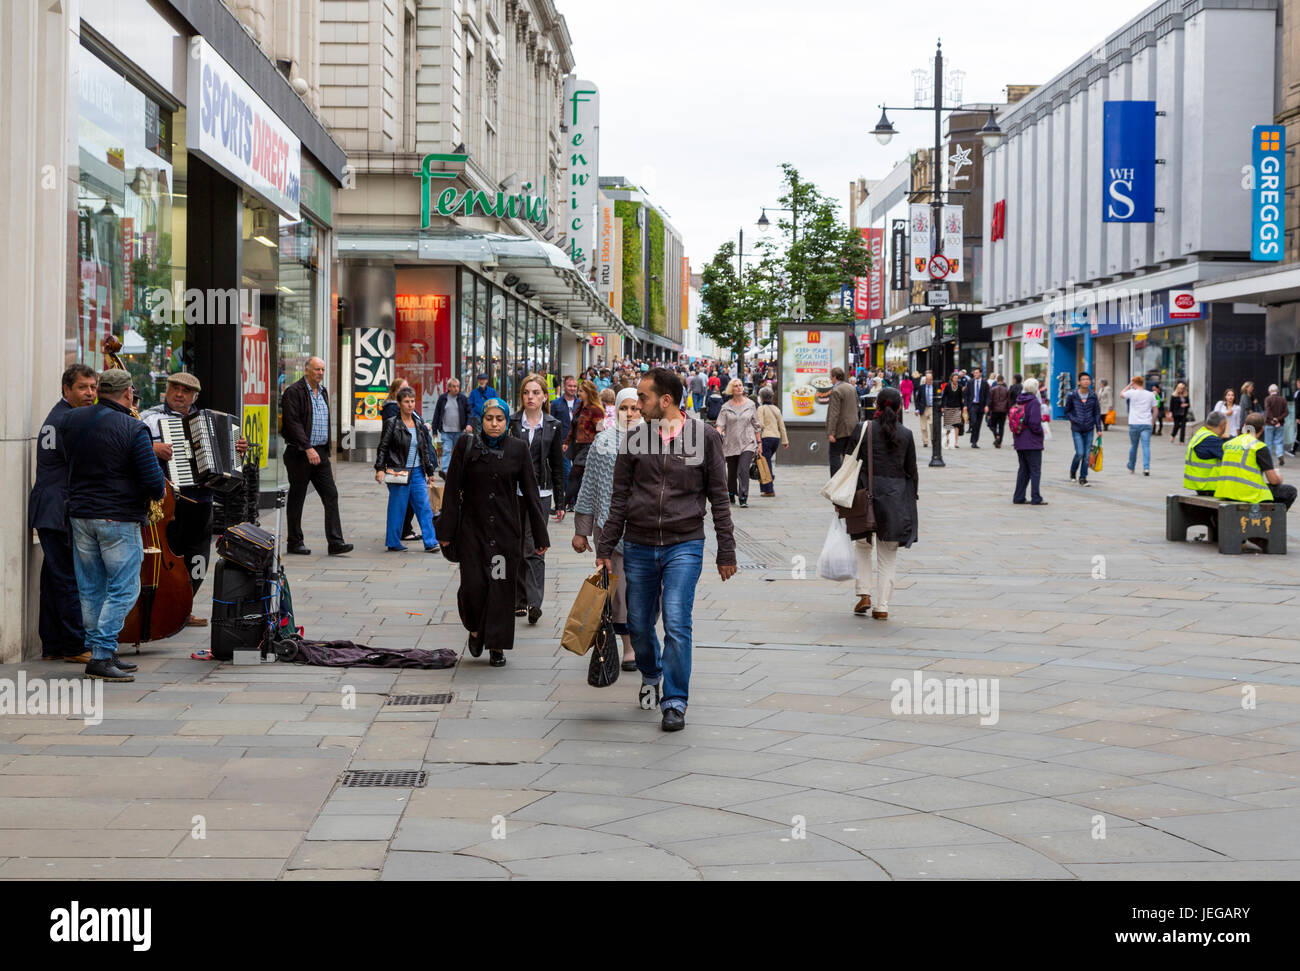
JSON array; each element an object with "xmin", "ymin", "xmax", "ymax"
[{"xmin": 825, "ymin": 367, "xmax": 859, "ymax": 474}]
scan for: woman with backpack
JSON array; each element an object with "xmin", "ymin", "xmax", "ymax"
[
  {"xmin": 843, "ymin": 387, "xmax": 918, "ymax": 620},
  {"xmin": 1011, "ymin": 377, "xmax": 1047, "ymax": 505}
]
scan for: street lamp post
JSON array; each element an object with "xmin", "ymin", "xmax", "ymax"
[{"xmin": 871, "ymin": 38, "xmax": 1002, "ymax": 468}]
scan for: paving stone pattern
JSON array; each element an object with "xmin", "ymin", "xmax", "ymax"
[{"xmin": 4, "ymin": 412, "xmax": 1299, "ymax": 880}]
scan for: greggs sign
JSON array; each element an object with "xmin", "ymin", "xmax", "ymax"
[{"xmin": 186, "ymin": 37, "xmax": 301, "ymax": 219}]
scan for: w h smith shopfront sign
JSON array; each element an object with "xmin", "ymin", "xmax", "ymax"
[
  {"xmin": 1102, "ymin": 101, "xmax": 1156, "ymax": 224},
  {"xmin": 1045, "ymin": 287, "xmax": 1201, "ymax": 337}
]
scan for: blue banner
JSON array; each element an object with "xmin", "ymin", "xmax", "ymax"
[
  {"xmin": 1102, "ymin": 101, "xmax": 1156, "ymax": 223},
  {"xmin": 1252, "ymin": 124, "xmax": 1285, "ymax": 261}
]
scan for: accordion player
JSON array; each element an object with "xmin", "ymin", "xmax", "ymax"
[{"xmin": 140, "ymin": 376, "xmax": 248, "ymax": 495}]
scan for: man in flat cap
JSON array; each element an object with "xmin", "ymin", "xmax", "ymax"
[
  {"xmin": 59, "ymin": 369, "xmax": 166, "ymax": 682},
  {"xmin": 141, "ymin": 372, "xmax": 246, "ymax": 624}
]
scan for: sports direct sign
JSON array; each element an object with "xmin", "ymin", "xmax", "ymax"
[{"xmin": 187, "ymin": 37, "xmax": 301, "ymax": 219}]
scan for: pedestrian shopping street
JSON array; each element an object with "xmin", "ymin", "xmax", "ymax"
[{"xmin": 3, "ymin": 412, "xmax": 1298, "ymax": 881}]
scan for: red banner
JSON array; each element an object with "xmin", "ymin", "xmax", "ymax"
[{"xmin": 855, "ymin": 228, "xmax": 885, "ymax": 321}]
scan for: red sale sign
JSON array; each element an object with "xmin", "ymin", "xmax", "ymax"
[{"xmin": 241, "ymin": 325, "xmax": 270, "ymax": 468}]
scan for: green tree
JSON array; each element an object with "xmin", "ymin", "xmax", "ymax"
[
  {"xmin": 775, "ymin": 163, "xmax": 870, "ymax": 322},
  {"xmin": 697, "ymin": 236, "xmax": 788, "ymax": 364}
]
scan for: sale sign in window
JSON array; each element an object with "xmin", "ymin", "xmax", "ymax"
[{"xmin": 241, "ymin": 325, "xmax": 270, "ymax": 469}]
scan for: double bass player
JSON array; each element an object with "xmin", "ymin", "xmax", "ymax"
[{"xmin": 60, "ymin": 369, "xmax": 165, "ymax": 682}]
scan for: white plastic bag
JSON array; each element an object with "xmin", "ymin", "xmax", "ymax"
[{"xmin": 817, "ymin": 514, "xmax": 857, "ymax": 582}]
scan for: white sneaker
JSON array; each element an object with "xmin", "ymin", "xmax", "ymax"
[{"xmin": 638, "ymin": 683, "xmax": 661, "ymax": 711}]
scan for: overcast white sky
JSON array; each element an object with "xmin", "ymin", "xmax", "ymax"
[{"xmin": 558, "ymin": 0, "xmax": 1152, "ymax": 268}]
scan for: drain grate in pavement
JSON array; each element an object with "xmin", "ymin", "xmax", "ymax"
[
  {"xmin": 340, "ymin": 770, "xmax": 427, "ymax": 788},
  {"xmin": 385, "ymin": 692, "xmax": 454, "ymax": 706}
]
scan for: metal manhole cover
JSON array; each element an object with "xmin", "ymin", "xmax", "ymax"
[
  {"xmin": 340, "ymin": 770, "xmax": 427, "ymax": 788},
  {"xmin": 385, "ymin": 693, "xmax": 454, "ymax": 706}
]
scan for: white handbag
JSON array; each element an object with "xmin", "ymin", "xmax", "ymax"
[{"xmin": 819, "ymin": 422, "xmax": 869, "ymax": 508}]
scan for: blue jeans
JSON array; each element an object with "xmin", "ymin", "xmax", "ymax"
[
  {"xmin": 562, "ymin": 454, "xmax": 573, "ymax": 502},
  {"xmin": 70, "ymin": 518, "xmax": 144, "ymax": 660},
  {"xmin": 1071, "ymin": 429, "xmax": 1091, "ymax": 481},
  {"xmin": 386, "ymin": 465, "xmax": 436, "ymax": 549},
  {"xmin": 1127, "ymin": 424, "xmax": 1152, "ymax": 471},
  {"xmin": 1264, "ymin": 424, "xmax": 1285, "ymax": 460},
  {"xmin": 623, "ymin": 539, "xmax": 704, "ymax": 713},
  {"xmin": 439, "ymin": 432, "xmax": 461, "ymax": 474}
]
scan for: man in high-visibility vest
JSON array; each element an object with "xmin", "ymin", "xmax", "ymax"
[
  {"xmin": 1214, "ymin": 412, "xmax": 1297, "ymax": 509},
  {"xmin": 1183, "ymin": 411, "xmax": 1227, "ymax": 496}
]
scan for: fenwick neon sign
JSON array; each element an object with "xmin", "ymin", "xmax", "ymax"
[{"xmin": 413, "ymin": 153, "xmax": 549, "ymax": 229}]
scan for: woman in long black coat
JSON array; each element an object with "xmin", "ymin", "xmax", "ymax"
[
  {"xmin": 436, "ymin": 398, "xmax": 550, "ymax": 666},
  {"xmin": 845, "ymin": 386, "xmax": 918, "ymax": 621}
]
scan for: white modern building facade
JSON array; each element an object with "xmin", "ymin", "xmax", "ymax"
[{"xmin": 981, "ymin": 0, "xmax": 1279, "ymax": 419}]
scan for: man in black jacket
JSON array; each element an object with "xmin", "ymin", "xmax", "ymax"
[
  {"xmin": 30, "ymin": 364, "xmax": 98, "ymax": 662},
  {"xmin": 60, "ymin": 369, "xmax": 166, "ymax": 682},
  {"xmin": 430, "ymin": 378, "xmax": 471, "ymax": 476},
  {"xmin": 596, "ymin": 368, "xmax": 736, "ymax": 734},
  {"xmin": 1064, "ymin": 371, "xmax": 1104, "ymax": 486},
  {"xmin": 280, "ymin": 357, "xmax": 351, "ymax": 555},
  {"xmin": 963, "ymin": 367, "xmax": 991, "ymax": 448},
  {"xmin": 510, "ymin": 378, "xmax": 567, "ymax": 623}
]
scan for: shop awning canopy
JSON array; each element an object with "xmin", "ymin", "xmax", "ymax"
[{"xmin": 338, "ymin": 228, "xmax": 631, "ymax": 340}]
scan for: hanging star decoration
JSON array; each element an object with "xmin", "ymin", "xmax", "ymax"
[{"xmin": 948, "ymin": 144, "xmax": 973, "ymax": 181}]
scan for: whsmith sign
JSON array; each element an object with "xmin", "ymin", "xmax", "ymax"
[
  {"xmin": 1044, "ymin": 286, "xmax": 1201, "ymax": 337},
  {"xmin": 413, "ymin": 154, "xmax": 549, "ymax": 229},
  {"xmin": 1101, "ymin": 101, "xmax": 1156, "ymax": 223}
]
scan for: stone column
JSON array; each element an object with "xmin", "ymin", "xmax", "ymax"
[{"xmin": 0, "ymin": 0, "xmax": 71, "ymax": 661}]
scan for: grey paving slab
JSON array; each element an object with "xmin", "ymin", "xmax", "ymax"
[
  {"xmin": 1145, "ymin": 807, "xmax": 1300, "ymax": 860},
  {"xmin": 506, "ymin": 846, "xmax": 699, "ymax": 880},
  {"xmin": 867, "ymin": 842, "xmax": 1074, "ymax": 879},
  {"xmin": 304, "ymin": 814, "xmax": 400, "ymax": 841},
  {"xmin": 380, "ymin": 851, "xmax": 511, "ymax": 880}
]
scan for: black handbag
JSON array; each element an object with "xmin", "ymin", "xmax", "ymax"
[
  {"xmin": 216, "ymin": 522, "xmax": 276, "ymax": 574},
  {"xmin": 749, "ymin": 458, "xmax": 760, "ymax": 480},
  {"xmin": 837, "ymin": 422, "xmax": 876, "ymax": 534},
  {"xmin": 440, "ymin": 493, "xmax": 464, "ymax": 563},
  {"xmin": 587, "ymin": 568, "xmax": 620, "ymax": 688}
]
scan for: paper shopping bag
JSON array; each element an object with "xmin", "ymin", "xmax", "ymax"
[
  {"xmin": 561, "ymin": 571, "xmax": 615, "ymax": 656},
  {"xmin": 428, "ymin": 480, "xmax": 445, "ymax": 514},
  {"xmin": 756, "ymin": 454, "xmax": 773, "ymax": 485}
]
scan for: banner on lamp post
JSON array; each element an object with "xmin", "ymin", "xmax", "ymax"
[
  {"xmin": 909, "ymin": 204, "xmax": 931, "ymax": 282},
  {"xmin": 941, "ymin": 206, "xmax": 963, "ymax": 282}
]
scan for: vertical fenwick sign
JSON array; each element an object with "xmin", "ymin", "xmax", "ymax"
[
  {"xmin": 1252, "ymin": 124, "xmax": 1285, "ymax": 261},
  {"xmin": 563, "ymin": 78, "xmax": 600, "ymax": 276},
  {"xmin": 1102, "ymin": 100, "xmax": 1156, "ymax": 223}
]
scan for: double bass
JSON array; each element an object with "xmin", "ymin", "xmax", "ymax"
[{"xmin": 118, "ymin": 478, "xmax": 194, "ymax": 650}]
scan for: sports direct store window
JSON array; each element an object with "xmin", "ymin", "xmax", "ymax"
[{"xmin": 72, "ymin": 42, "xmax": 187, "ymax": 410}]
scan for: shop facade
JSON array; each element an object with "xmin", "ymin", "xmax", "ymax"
[
  {"xmin": 980, "ymin": 0, "xmax": 1278, "ymax": 420},
  {"xmin": 68, "ymin": 2, "xmax": 345, "ymax": 497},
  {"xmin": 6, "ymin": 0, "xmax": 347, "ymax": 660}
]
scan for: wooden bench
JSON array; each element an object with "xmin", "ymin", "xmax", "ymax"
[{"xmin": 1166, "ymin": 494, "xmax": 1287, "ymax": 554}]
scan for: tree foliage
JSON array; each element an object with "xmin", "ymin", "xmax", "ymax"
[{"xmin": 697, "ymin": 163, "xmax": 870, "ymax": 362}]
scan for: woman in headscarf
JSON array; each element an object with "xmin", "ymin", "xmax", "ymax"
[
  {"xmin": 573, "ymin": 388, "xmax": 641, "ymax": 671},
  {"xmin": 437, "ymin": 398, "xmax": 550, "ymax": 667},
  {"xmin": 561, "ymin": 379, "xmax": 606, "ymax": 511}
]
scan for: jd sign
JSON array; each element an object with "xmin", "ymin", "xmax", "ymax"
[{"xmin": 413, "ymin": 153, "xmax": 549, "ymax": 229}]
